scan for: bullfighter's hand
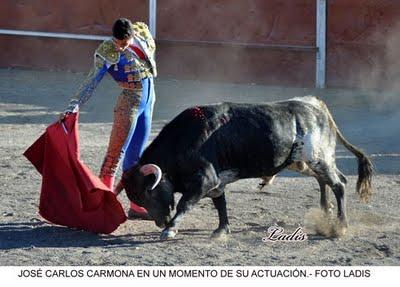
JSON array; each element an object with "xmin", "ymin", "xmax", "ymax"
[{"xmin": 58, "ymin": 112, "xmax": 71, "ymax": 123}]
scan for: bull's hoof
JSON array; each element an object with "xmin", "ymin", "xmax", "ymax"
[
  {"xmin": 211, "ymin": 225, "xmax": 231, "ymax": 240},
  {"xmin": 322, "ymin": 205, "xmax": 334, "ymax": 216},
  {"xmin": 329, "ymin": 218, "xmax": 348, "ymax": 238},
  {"xmin": 258, "ymin": 183, "xmax": 267, "ymax": 190},
  {"xmin": 332, "ymin": 225, "xmax": 347, "ymax": 238},
  {"xmin": 258, "ymin": 176, "xmax": 275, "ymax": 190},
  {"xmin": 160, "ymin": 228, "xmax": 178, "ymax": 240}
]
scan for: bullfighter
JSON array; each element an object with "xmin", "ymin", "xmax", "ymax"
[{"xmin": 59, "ymin": 18, "xmax": 157, "ymax": 219}]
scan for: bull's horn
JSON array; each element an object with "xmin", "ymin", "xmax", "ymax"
[{"xmin": 139, "ymin": 164, "xmax": 162, "ymax": 190}]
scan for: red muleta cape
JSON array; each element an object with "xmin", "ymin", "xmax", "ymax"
[{"xmin": 23, "ymin": 113, "xmax": 126, "ymax": 234}]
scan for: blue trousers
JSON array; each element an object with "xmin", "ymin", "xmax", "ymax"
[
  {"xmin": 100, "ymin": 77, "xmax": 155, "ymax": 177},
  {"xmin": 122, "ymin": 77, "xmax": 155, "ymax": 172}
]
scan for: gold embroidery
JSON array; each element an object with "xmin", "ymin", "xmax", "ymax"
[
  {"xmin": 117, "ymin": 81, "xmax": 143, "ymax": 90},
  {"xmin": 123, "ymin": 48, "xmax": 135, "ymax": 62},
  {"xmin": 131, "ymin": 21, "xmax": 157, "ymax": 77},
  {"xmin": 65, "ymin": 56, "xmax": 107, "ymax": 112},
  {"xmin": 127, "ymin": 74, "xmax": 135, "ymax": 82},
  {"xmin": 132, "ymin": 22, "xmax": 156, "ymax": 54},
  {"xmin": 95, "ymin": 56, "xmax": 105, "ymax": 69},
  {"xmin": 99, "ymin": 89, "xmax": 143, "ymax": 177},
  {"xmin": 125, "ymin": 58, "xmax": 153, "ymax": 81},
  {"xmin": 95, "ymin": 40, "xmax": 120, "ymax": 64}
]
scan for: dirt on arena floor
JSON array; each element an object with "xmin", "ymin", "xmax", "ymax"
[{"xmin": 0, "ymin": 68, "xmax": 399, "ymax": 265}]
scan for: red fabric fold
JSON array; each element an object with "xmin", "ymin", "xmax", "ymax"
[
  {"xmin": 23, "ymin": 113, "xmax": 126, "ymax": 234},
  {"xmin": 129, "ymin": 45, "xmax": 146, "ymax": 60}
]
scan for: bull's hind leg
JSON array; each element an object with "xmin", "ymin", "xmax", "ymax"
[
  {"xmin": 288, "ymin": 161, "xmax": 316, "ymax": 177},
  {"xmin": 258, "ymin": 175, "xmax": 276, "ymax": 190},
  {"xmin": 309, "ymin": 160, "xmax": 348, "ymax": 234},
  {"xmin": 319, "ymin": 168, "xmax": 347, "ymax": 214},
  {"xmin": 288, "ymin": 161, "xmax": 333, "ymax": 214},
  {"xmin": 258, "ymin": 162, "xmax": 314, "ymax": 190},
  {"xmin": 317, "ymin": 179, "xmax": 334, "ymax": 214},
  {"xmin": 211, "ymin": 192, "xmax": 231, "ymax": 239},
  {"xmin": 285, "ymin": 162, "xmax": 333, "ymax": 213}
]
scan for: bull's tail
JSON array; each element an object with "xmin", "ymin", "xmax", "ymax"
[
  {"xmin": 320, "ymin": 99, "xmax": 373, "ymax": 203},
  {"xmin": 337, "ymin": 130, "xmax": 373, "ymax": 202}
]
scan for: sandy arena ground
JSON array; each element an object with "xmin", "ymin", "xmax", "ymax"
[{"xmin": 0, "ymin": 68, "xmax": 399, "ymax": 265}]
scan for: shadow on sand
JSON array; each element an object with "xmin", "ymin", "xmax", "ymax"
[{"xmin": 0, "ymin": 221, "xmax": 172, "ymax": 250}]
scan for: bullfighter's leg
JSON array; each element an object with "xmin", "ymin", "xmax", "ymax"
[
  {"xmin": 160, "ymin": 161, "xmax": 221, "ymax": 240},
  {"xmin": 99, "ymin": 87, "xmax": 150, "ymax": 218},
  {"xmin": 122, "ymin": 78, "xmax": 155, "ymax": 172},
  {"xmin": 122, "ymin": 112, "xmax": 152, "ymax": 219},
  {"xmin": 211, "ymin": 192, "xmax": 231, "ymax": 238},
  {"xmin": 99, "ymin": 89, "xmax": 141, "ymax": 186},
  {"xmin": 122, "ymin": 90, "xmax": 155, "ymax": 219}
]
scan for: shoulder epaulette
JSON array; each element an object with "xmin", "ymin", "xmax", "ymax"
[
  {"xmin": 132, "ymin": 22, "xmax": 156, "ymax": 53},
  {"xmin": 95, "ymin": 40, "xmax": 120, "ymax": 64}
]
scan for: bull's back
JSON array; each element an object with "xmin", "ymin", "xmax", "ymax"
[
  {"xmin": 142, "ymin": 98, "xmax": 328, "ymax": 178},
  {"xmin": 200, "ymin": 103, "xmax": 298, "ymax": 178}
]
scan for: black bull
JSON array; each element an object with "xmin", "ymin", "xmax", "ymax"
[{"xmin": 118, "ymin": 97, "xmax": 373, "ymax": 240}]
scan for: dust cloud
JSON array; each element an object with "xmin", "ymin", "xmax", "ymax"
[
  {"xmin": 304, "ymin": 208, "xmax": 347, "ymax": 238},
  {"xmin": 357, "ymin": 20, "xmax": 400, "ymax": 109}
]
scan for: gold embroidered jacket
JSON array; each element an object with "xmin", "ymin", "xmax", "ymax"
[{"xmin": 65, "ymin": 22, "xmax": 156, "ymax": 113}]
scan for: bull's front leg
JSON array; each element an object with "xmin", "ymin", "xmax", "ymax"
[
  {"xmin": 211, "ymin": 193, "xmax": 231, "ymax": 239},
  {"xmin": 160, "ymin": 161, "xmax": 220, "ymax": 240},
  {"xmin": 160, "ymin": 192, "xmax": 201, "ymax": 240}
]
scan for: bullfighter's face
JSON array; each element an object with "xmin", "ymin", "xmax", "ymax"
[{"xmin": 113, "ymin": 37, "xmax": 133, "ymax": 52}]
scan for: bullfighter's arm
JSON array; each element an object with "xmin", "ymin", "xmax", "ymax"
[{"xmin": 64, "ymin": 56, "xmax": 108, "ymax": 113}]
